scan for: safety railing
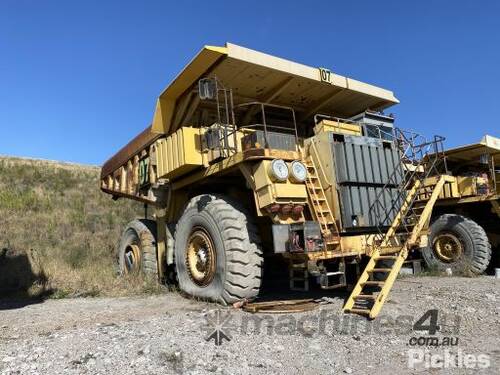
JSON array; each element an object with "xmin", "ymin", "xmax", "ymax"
[{"xmin": 368, "ymin": 129, "xmax": 448, "ymax": 245}]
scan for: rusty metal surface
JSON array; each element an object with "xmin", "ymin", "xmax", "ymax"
[
  {"xmin": 242, "ymin": 299, "xmax": 318, "ymax": 314},
  {"xmin": 101, "ymin": 125, "xmax": 162, "ymax": 179},
  {"xmin": 100, "ymin": 187, "xmax": 156, "ymax": 204}
]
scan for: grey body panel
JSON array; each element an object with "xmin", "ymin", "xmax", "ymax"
[
  {"xmin": 242, "ymin": 130, "xmax": 296, "ymax": 151},
  {"xmin": 330, "ymin": 134, "xmax": 404, "ymax": 230}
]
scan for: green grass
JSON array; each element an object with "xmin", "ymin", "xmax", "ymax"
[{"xmin": 0, "ymin": 156, "xmax": 162, "ymax": 298}]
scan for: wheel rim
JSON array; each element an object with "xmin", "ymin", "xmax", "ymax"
[
  {"xmin": 124, "ymin": 243, "xmax": 141, "ymax": 273},
  {"xmin": 185, "ymin": 228, "xmax": 216, "ymax": 286},
  {"xmin": 433, "ymin": 232, "xmax": 463, "ymax": 263}
]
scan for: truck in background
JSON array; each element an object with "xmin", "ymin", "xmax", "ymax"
[{"xmin": 421, "ymin": 135, "xmax": 499, "ymax": 274}]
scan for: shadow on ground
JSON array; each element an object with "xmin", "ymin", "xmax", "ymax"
[
  {"xmin": 0, "ymin": 248, "xmax": 53, "ymax": 310},
  {"xmin": 258, "ymin": 255, "xmax": 350, "ymax": 304}
]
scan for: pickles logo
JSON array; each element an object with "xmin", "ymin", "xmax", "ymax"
[{"xmin": 407, "ymin": 309, "xmax": 490, "ymax": 370}]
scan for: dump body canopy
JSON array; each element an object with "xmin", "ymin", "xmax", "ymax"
[
  {"xmin": 152, "ymin": 43, "xmax": 399, "ymax": 136},
  {"xmin": 442, "ymin": 135, "xmax": 500, "ymax": 165},
  {"xmin": 102, "ymin": 42, "xmax": 399, "ymax": 179}
]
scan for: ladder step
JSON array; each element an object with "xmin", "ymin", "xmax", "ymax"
[
  {"xmin": 324, "ymin": 271, "xmax": 344, "ymax": 276},
  {"xmin": 312, "ymin": 197, "xmax": 326, "ymax": 202},
  {"xmin": 354, "ymin": 294, "xmax": 377, "ymax": 300},
  {"xmin": 347, "ymin": 308, "xmax": 371, "ymax": 315},
  {"xmin": 317, "ymin": 217, "xmax": 333, "ymax": 222},
  {"xmin": 376, "ymin": 256, "xmax": 398, "ymax": 260},
  {"xmin": 361, "ymin": 281, "xmax": 385, "ymax": 286},
  {"xmin": 368, "ymin": 268, "xmax": 392, "ymax": 273}
]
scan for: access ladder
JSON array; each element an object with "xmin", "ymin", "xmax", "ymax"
[
  {"xmin": 343, "ymin": 174, "xmax": 454, "ymax": 319},
  {"xmin": 304, "ymin": 142, "xmax": 340, "ymax": 245}
]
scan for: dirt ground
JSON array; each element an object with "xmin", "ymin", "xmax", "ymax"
[{"xmin": 0, "ymin": 276, "xmax": 499, "ymax": 374}]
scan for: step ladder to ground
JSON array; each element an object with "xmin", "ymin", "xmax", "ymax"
[
  {"xmin": 289, "ymin": 258, "xmax": 309, "ymax": 292},
  {"xmin": 343, "ymin": 174, "xmax": 453, "ymax": 319}
]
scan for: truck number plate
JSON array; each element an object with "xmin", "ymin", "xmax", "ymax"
[{"xmin": 319, "ymin": 67, "xmax": 333, "ymax": 84}]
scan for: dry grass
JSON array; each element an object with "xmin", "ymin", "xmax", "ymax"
[{"xmin": 0, "ymin": 156, "xmax": 165, "ymax": 298}]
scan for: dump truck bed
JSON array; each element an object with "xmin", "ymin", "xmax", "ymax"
[
  {"xmin": 442, "ymin": 135, "xmax": 500, "ymax": 163},
  {"xmin": 101, "ymin": 42, "xmax": 399, "ymax": 202},
  {"xmin": 101, "ymin": 126, "xmax": 160, "ymax": 179},
  {"xmin": 151, "ymin": 43, "xmax": 399, "ymax": 135}
]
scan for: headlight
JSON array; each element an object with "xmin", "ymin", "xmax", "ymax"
[
  {"xmin": 268, "ymin": 159, "xmax": 289, "ymax": 181},
  {"xmin": 290, "ymin": 161, "xmax": 307, "ymax": 182}
]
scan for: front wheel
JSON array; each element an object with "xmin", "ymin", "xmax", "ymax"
[
  {"xmin": 174, "ymin": 194, "xmax": 263, "ymax": 304},
  {"xmin": 421, "ymin": 214, "xmax": 491, "ymax": 274}
]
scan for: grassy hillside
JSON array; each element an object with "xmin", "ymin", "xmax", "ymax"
[{"xmin": 0, "ymin": 156, "xmax": 161, "ymax": 298}]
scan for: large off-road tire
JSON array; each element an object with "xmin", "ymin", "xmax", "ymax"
[
  {"xmin": 421, "ymin": 214, "xmax": 491, "ymax": 274},
  {"xmin": 118, "ymin": 219, "xmax": 157, "ymax": 277},
  {"xmin": 174, "ymin": 194, "xmax": 262, "ymax": 304}
]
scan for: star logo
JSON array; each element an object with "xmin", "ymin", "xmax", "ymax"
[{"xmin": 202, "ymin": 309, "xmax": 236, "ymax": 346}]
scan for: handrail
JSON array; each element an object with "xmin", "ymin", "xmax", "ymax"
[
  {"xmin": 234, "ymin": 101, "xmax": 299, "ymax": 149},
  {"xmin": 368, "ymin": 129, "xmax": 447, "ymax": 245},
  {"xmin": 313, "ymin": 113, "xmax": 361, "ymax": 126}
]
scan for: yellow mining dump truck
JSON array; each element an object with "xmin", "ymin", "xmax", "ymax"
[
  {"xmin": 100, "ymin": 43, "xmax": 485, "ymax": 318},
  {"xmin": 419, "ymin": 135, "xmax": 499, "ymax": 274}
]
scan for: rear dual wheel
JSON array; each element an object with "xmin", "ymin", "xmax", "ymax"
[{"xmin": 118, "ymin": 219, "xmax": 157, "ymax": 277}]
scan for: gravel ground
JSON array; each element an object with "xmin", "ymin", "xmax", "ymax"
[{"xmin": 0, "ymin": 276, "xmax": 499, "ymax": 374}]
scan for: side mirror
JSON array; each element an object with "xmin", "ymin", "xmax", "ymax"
[{"xmin": 198, "ymin": 78, "xmax": 217, "ymax": 100}]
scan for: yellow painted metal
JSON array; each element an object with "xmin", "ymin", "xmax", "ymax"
[
  {"xmin": 272, "ymin": 184, "xmax": 308, "ymax": 199},
  {"xmin": 155, "ymin": 207, "xmax": 167, "ymax": 279},
  {"xmin": 408, "ymin": 175, "xmax": 454, "ymax": 246},
  {"xmin": 152, "ymin": 46, "xmax": 227, "ymax": 134},
  {"xmin": 151, "ymin": 43, "xmax": 399, "ymax": 136},
  {"xmin": 253, "ymin": 160, "xmax": 278, "ymax": 190},
  {"xmin": 304, "ymin": 141, "xmax": 341, "ymax": 246},
  {"xmin": 253, "ymin": 160, "xmax": 308, "ymax": 210},
  {"xmin": 313, "ymin": 119, "xmax": 362, "ymax": 136},
  {"xmin": 433, "ymin": 233, "xmax": 463, "ymax": 262},
  {"xmin": 344, "ymin": 175, "xmax": 451, "ymax": 319},
  {"xmin": 340, "ymin": 235, "xmax": 365, "ymax": 254},
  {"xmin": 185, "ymin": 228, "xmax": 217, "ymax": 286},
  {"xmin": 456, "ymin": 176, "xmax": 487, "ymax": 197},
  {"xmin": 380, "ymin": 180, "xmax": 422, "ymax": 247},
  {"xmin": 440, "ymin": 134, "xmax": 500, "ymax": 166},
  {"xmin": 155, "ymin": 127, "xmax": 204, "ymax": 179},
  {"xmin": 366, "ymin": 249, "xmax": 407, "ymax": 318},
  {"xmin": 171, "ymin": 152, "xmax": 245, "ymax": 191}
]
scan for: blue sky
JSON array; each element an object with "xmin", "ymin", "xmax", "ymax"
[{"xmin": 1, "ymin": 1, "xmax": 499, "ymax": 165}]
